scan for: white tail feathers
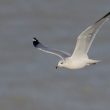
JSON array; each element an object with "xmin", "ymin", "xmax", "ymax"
[{"xmin": 88, "ymin": 59, "xmax": 101, "ymax": 64}]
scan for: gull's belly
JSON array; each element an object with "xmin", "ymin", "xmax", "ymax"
[{"xmin": 65, "ymin": 58, "xmax": 87, "ymax": 69}]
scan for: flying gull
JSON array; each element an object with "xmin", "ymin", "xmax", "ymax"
[{"xmin": 32, "ymin": 12, "xmax": 110, "ymax": 69}]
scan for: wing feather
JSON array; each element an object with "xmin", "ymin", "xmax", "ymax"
[
  {"xmin": 33, "ymin": 38, "xmax": 70, "ymax": 59},
  {"xmin": 72, "ymin": 12, "xmax": 110, "ymax": 58}
]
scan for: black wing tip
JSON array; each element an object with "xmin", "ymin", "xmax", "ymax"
[
  {"xmin": 32, "ymin": 37, "xmax": 40, "ymax": 47},
  {"xmin": 102, "ymin": 12, "xmax": 110, "ymax": 19},
  {"xmin": 95, "ymin": 12, "xmax": 110, "ymax": 23},
  {"xmin": 106, "ymin": 12, "xmax": 110, "ymax": 16}
]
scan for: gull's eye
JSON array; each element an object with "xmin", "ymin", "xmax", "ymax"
[{"xmin": 61, "ymin": 62, "xmax": 63, "ymax": 64}]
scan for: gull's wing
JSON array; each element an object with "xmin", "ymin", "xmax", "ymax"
[
  {"xmin": 72, "ymin": 12, "xmax": 110, "ymax": 58},
  {"xmin": 32, "ymin": 38, "xmax": 70, "ymax": 59}
]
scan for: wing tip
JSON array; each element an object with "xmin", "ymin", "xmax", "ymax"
[
  {"xmin": 32, "ymin": 37, "xmax": 40, "ymax": 47},
  {"xmin": 101, "ymin": 12, "xmax": 110, "ymax": 19},
  {"xmin": 95, "ymin": 12, "xmax": 110, "ymax": 23}
]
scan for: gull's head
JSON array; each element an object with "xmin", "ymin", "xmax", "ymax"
[{"xmin": 56, "ymin": 60, "xmax": 65, "ymax": 69}]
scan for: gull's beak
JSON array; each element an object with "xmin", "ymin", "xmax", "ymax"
[{"xmin": 56, "ymin": 66, "xmax": 58, "ymax": 69}]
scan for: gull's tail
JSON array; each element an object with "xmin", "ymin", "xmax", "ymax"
[{"xmin": 88, "ymin": 59, "xmax": 101, "ymax": 65}]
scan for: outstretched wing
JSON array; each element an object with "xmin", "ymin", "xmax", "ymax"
[
  {"xmin": 32, "ymin": 38, "xmax": 70, "ymax": 59},
  {"xmin": 72, "ymin": 12, "xmax": 110, "ymax": 58}
]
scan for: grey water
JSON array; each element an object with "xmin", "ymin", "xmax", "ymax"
[{"xmin": 0, "ymin": 0, "xmax": 110, "ymax": 110}]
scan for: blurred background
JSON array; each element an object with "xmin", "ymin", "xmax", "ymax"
[{"xmin": 0, "ymin": 0, "xmax": 110, "ymax": 110}]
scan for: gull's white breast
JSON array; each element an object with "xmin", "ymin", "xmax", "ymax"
[{"xmin": 65, "ymin": 57, "xmax": 88, "ymax": 69}]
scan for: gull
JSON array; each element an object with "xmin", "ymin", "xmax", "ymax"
[{"xmin": 32, "ymin": 12, "xmax": 110, "ymax": 69}]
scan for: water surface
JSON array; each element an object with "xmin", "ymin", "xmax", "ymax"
[{"xmin": 0, "ymin": 0, "xmax": 110, "ymax": 110}]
